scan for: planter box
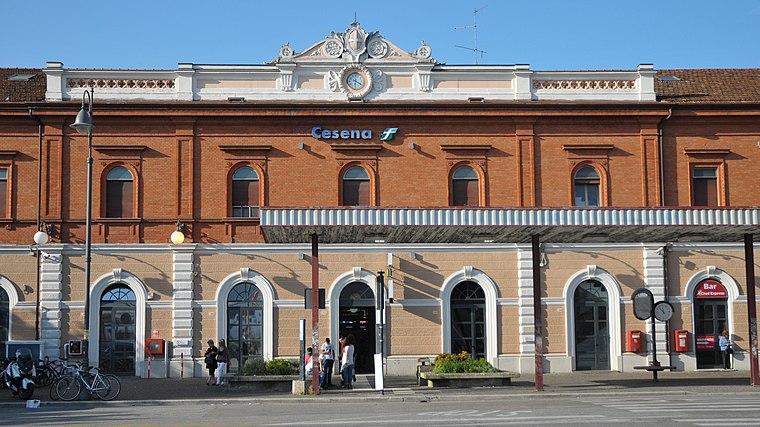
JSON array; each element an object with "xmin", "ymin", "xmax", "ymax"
[
  {"xmin": 225, "ymin": 375, "xmax": 299, "ymax": 392},
  {"xmin": 419, "ymin": 371, "xmax": 519, "ymax": 388}
]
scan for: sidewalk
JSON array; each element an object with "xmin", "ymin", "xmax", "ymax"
[{"xmin": 3, "ymin": 370, "xmax": 757, "ymax": 405}]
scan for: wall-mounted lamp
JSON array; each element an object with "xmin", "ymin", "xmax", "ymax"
[
  {"xmin": 23, "ymin": 285, "xmax": 33, "ymax": 295},
  {"xmin": 297, "ymin": 142, "xmax": 305, "ymax": 150},
  {"xmin": 33, "ymin": 228, "xmax": 49, "ymax": 246},
  {"xmin": 409, "ymin": 252, "xmax": 419, "ymax": 261},
  {"xmin": 298, "ymin": 252, "xmax": 306, "ymax": 260},
  {"xmin": 407, "ymin": 141, "xmax": 416, "ymax": 150},
  {"xmin": 170, "ymin": 219, "xmax": 186, "ymax": 244},
  {"xmin": 147, "ymin": 291, "xmax": 156, "ymax": 300}
]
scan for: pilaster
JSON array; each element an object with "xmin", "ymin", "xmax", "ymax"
[
  {"xmin": 171, "ymin": 246, "xmax": 195, "ymax": 368},
  {"xmin": 39, "ymin": 248, "xmax": 63, "ymax": 359},
  {"xmin": 644, "ymin": 245, "xmax": 668, "ymax": 359},
  {"xmin": 517, "ymin": 244, "xmax": 536, "ymax": 374}
]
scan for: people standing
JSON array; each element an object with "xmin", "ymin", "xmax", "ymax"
[
  {"xmin": 204, "ymin": 339, "xmax": 218, "ymax": 386},
  {"xmin": 305, "ymin": 347, "xmax": 313, "ymax": 375},
  {"xmin": 215, "ymin": 339, "xmax": 228, "ymax": 385},
  {"xmin": 319, "ymin": 337, "xmax": 335, "ymax": 389},
  {"xmin": 719, "ymin": 330, "xmax": 733, "ymax": 369},
  {"xmin": 340, "ymin": 335, "xmax": 354, "ymax": 389}
]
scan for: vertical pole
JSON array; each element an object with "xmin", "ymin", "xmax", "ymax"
[
  {"xmin": 181, "ymin": 352, "xmax": 184, "ymax": 379},
  {"xmin": 299, "ymin": 319, "xmax": 306, "ymax": 380},
  {"xmin": 745, "ymin": 233, "xmax": 759, "ymax": 386},
  {"xmin": 531, "ymin": 234, "xmax": 543, "ymax": 391},
  {"xmin": 83, "ymin": 89, "xmax": 94, "ymax": 369},
  {"xmin": 35, "ymin": 248, "xmax": 41, "ymax": 340},
  {"xmin": 651, "ymin": 315, "xmax": 659, "ymax": 382},
  {"xmin": 311, "ymin": 233, "xmax": 320, "ymax": 394}
]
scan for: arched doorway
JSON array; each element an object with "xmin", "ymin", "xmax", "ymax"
[
  {"xmin": 694, "ymin": 279, "xmax": 729, "ymax": 369},
  {"xmin": 574, "ymin": 280, "xmax": 610, "ymax": 370},
  {"xmin": 339, "ymin": 282, "xmax": 375, "ymax": 374},
  {"xmin": 0, "ymin": 286, "xmax": 8, "ymax": 358},
  {"xmin": 449, "ymin": 281, "xmax": 486, "ymax": 358},
  {"xmin": 99, "ymin": 285, "xmax": 136, "ymax": 375},
  {"xmin": 227, "ymin": 282, "xmax": 264, "ymax": 372}
]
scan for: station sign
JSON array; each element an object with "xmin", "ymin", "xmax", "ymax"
[
  {"xmin": 311, "ymin": 126, "xmax": 398, "ymax": 141},
  {"xmin": 694, "ymin": 279, "xmax": 728, "ymax": 299}
]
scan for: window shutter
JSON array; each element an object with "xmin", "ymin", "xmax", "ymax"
[
  {"xmin": 342, "ymin": 180, "xmax": 360, "ymax": 206},
  {"xmin": 466, "ymin": 179, "xmax": 478, "ymax": 206},
  {"xmin": 122, "ymin": 180, "xmax": 133, "ymax": 217},
  {"xmin": 247, "ymin": 180, "xmax": 260, "ymax": 207},
  {"xmin": 357, "ymin": 180, "xmax": 370, "ymax": 206}
]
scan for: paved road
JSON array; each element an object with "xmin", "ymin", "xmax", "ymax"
[{"xmin": 8, "ymin": 393, "xmax": 760, "ymax": 426}]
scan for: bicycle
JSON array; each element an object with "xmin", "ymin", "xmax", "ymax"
[
  {"xmin": 53, "ymin": 364, "xmax": 121, "ymax": 401},
  {"xmin": 35, "ymin": 357, "xmax": 68, "ymax": 387}
]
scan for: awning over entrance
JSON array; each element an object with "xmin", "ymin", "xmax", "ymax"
[{"xmin": 260, "ymin": 207, "xmax": 760, "ymax": 244}]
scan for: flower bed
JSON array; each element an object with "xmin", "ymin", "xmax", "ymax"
[{"xmin": 419, "ymin": 352, "xmax": 519, "ymax": 388}]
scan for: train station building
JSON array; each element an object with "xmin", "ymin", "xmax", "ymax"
[{"xmin": 0, "ymin": 22, "xmax": 758, "ymax": 377}]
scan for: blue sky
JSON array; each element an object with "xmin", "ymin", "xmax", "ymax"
[{"xmin": 3, "ymin": 0, "xmax": 760, "ymax": 70}]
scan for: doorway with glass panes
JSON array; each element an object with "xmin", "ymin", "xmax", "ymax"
[{"xmin": 574, "ymin": 280, "xmax": 610, "ymax": 370}]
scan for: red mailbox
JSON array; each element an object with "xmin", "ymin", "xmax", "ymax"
[
  {"xmin": 674, "ymin": 330, "xmax": 689, "ymax": 352},
  {"xmin": 145, "ymin": 338, "xmax": 164, "ymax": 356},
  {"xmin": 627, "ymin": 330, "xmax": 643, "ymax": 353}
]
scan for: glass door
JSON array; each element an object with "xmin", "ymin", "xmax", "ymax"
[{"xmin": 574, "ymin": 280, "xmax": 610, "ymax": 370}]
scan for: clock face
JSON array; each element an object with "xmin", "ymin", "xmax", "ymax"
[
  {"xmin": 653, "ymin": 301, "xmax": 674, "ymax": 321},
  {"xmin": 346, "ymin": 72, "xmax": 365, "ymax": 89}
]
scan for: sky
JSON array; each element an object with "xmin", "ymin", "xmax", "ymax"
[{"xmin": 3, "ymin": 0, "xmax": 760, "ymax": 71}]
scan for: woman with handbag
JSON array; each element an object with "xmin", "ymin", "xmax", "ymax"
[
  {"xmin": 204, "ymin": 339, "xmax": 218, "ymax": 386},
  {"xmin": 216, "ymin": 339, "xmax": 228, "ymax": 386},
  {"xmin": 719, "ymin": 330, "xmax": 733, "ymax": 369}
]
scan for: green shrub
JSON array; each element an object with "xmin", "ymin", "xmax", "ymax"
[
  {"xmin": 432, "ymin": 351, "xmax": 499, "ymax": 374},
  {"xmin": 238, "ymin": 358, "xmax": 299, "ymax": 376}
]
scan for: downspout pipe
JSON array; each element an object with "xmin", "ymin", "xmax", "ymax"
[
  {"xmin": 28, "ymin": 108, "xmax": 43, "ymax": 342},
  {"xmin": 657, "ymin": 107, "xmax": 673, "ymax": 206}
]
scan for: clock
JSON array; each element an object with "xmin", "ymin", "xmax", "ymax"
[
  {"xmin": 653, "ymin": 301, "xmax": 674, "ymax": 322},
  {"xmin": 338, "ymin": 66, "xmax": 373, "ymax": 100},
  {"xmin": 346, "ymin": 72, "xmax": 365, "ymax": 90}
]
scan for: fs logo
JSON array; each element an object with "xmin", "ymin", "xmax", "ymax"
[{"xmin": 379, "ymin": 127, "xmax": 398, "ymax": 141}]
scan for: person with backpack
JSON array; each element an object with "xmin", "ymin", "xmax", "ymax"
[
  {"xmin": 215, "ymin": 339, "xmax": 228, "ymax": 386},
  {"xmin": 204, "ymin": 339, "xmax": 218, "ymax": 386}
]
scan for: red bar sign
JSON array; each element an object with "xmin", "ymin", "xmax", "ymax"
[
  {"xmin": 696, "ymin": 334, "xmax": 715, "ymax": 350},
  {"xmin": 695, "ymin": 279, "xmax": 728, "ymax": 299}
]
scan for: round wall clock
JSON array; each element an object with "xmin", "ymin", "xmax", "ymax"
[
  {"xmin": 653, "ymin": 300, "xmax": 674, "ymax": 322},
  {"xmin": 338, "ymin": 66, "xmax": 373, "ymax": 100}
]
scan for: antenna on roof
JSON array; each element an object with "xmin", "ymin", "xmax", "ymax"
[{"xmin": 455, "ymin": 5, "xmax": 487, "ymax": 64}]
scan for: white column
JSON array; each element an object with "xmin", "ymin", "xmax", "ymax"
[
  {"xmin": 39, "ymin": 248, "xmax": 63, "ymax": 359},
  {"xmin": 643, "ymin": 246, "xmax": 668, "ymax": 360},
  {"xmin": 171, "ymin": 246, "xmax": 195, "ymax": 376},
  {"xmin": 516, "ymin": 244, "xmax": 535, "ymax": 374}
]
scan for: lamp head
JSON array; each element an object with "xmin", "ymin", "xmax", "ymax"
[
  {"xmin": 170, "ymin": 219, "xmax": 186, "ymax": 244},
  {"xmin": 70, "ymin": 108, "xmax": 93, "ymax": 135},
  {"xmin": 33, "ymin": 230, "xmax": 49, "ymax": 245}
]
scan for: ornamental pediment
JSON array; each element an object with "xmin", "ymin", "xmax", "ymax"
[{"xmin": 274, "ymin": 21, "xmax": 434, "ymax": 64}]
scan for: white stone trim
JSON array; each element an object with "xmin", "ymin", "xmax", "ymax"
[
  {"xmin": 327, "ymin": 268, "xmax": 377, "ymax": 350},
  {"xmin": 440, "ymin": 267, "xmax": 499, "ymax": 366},
  {"xmin": 171, "ymin": 249, "xmax": 194, "ymax": 357},
  {"xmin": 393, "ymin": 299, "xmax": 439, "ymax": 307},
  {"xmin": 89, "ymin": 269, "xmax": 148, "ymax": 376},
  {"xmin": 683, "ymin": 267, "xmax": 739, "ymax": 342},
  {"xmin": 214, "ymin": 269, "xmax": 275, "ymax": 361},
  {"xmin": 38, "ymin": 248, "xmax": 63, "ymax": 359},
  {"xmin": 562, "ymin": 266, "xmax": 623, "ymax": 371},
  {"xmin": 643, "ymin": 246, "xmax": 667, "ymax": 359},
  {"xmin": 516, "ymin": 245, "xmax": 535, "ymax": 364},
  {"xmin": 0, "ymin": 275, "xmax": 20, "ymax": 342}
]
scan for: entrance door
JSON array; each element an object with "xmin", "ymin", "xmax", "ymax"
[
  {"xmin": 450, "ymin": 281, "xmax": 486, "ymax": 359},
  {"xmin": 574, "ymin": 280, "xmax": 610, "ymax": 370},
  {"xmin": 339, "ymin": 282, "xmax": 375, "ymax": 374},
  {"xmin": 695, "ymin": 299, "xmax": 728, "ymax": 368},
  {"xmin": 227, "ymin": 282, "xmax": 264, "ymax": 372},
  {"xmin": 99, "ymin": 285, "xmax": 136, "ymax": 375},
  {"xmin": 0, "ymin": 287, "xmax": 8, "ymax": 358}
]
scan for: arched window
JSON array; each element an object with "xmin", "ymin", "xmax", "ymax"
[
  {"xmin": 452, "ymin": 166, "xmax": 479, "ymax": 206},
  {"xmin": 99, "ymin": 284, "xmax": 136, "ymax": 374},
  {"xmin": 573, "ymin": 280, "xmax": 609, "ymax": 370},
  {"xmin": 450, "ymin": 281, "xmax": 486, "ymax": 359},
  {"xmin": 339, "ymin": 282, "xmax": 375, "ymax": 373},
  {"xmin": 341, "ymin": 166, "xmax": 370, "ymax": 206},
  {"xmin": 106, "ymin": 166, "xmax": 134, "ymax": 218},
  {"xmin": 0, "ymin": 287, "xmax": 9, "ymax": 358},
  {"xmin": 0, "ymin": 168, "xmax": 7, "ymax": 218},
  {"xmin": 231, "ymin": 167, "xmax": 260, "ymax": 218},
  {"xmin": 574, "ymin": 166, "xmax": 600, "ymax": 207},
  {"xmin": 227, "ymin": 282, "xmax": 264, "ymax": 371}
]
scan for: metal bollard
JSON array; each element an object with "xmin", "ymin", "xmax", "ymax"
[
  {"xmin": 147, "ymin": 357, "xmax": 151, "ymax": 379},
  {"xmin": 181, "ymin": 353, "xmax": 184, "ymax": 379}
]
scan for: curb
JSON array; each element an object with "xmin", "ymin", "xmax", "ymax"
[{"xmin": 3, "ymin": 387, "xmax": 759, "ymax": 407}]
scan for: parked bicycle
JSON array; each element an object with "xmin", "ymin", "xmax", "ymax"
[
  {"xmin": 52, "ymin": 364, "xmax": 121, "ymax": 401},
  {"xmin": 34, "ymin": 357, "xmax": 68, "ymax": 387}
]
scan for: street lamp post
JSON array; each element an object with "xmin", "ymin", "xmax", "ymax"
[{"xmin": 71, "ymin": 88, "xmax": 94, "ymax": 368}]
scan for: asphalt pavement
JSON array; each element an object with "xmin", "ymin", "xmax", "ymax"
[{"xmin": 1, "ymin": 369, "xmax": 757, "ymax": 406}]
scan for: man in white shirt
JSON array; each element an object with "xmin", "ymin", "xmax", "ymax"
[
  {"xmin": 319, "ymin": 337, "xmax": 335, "ymax": 388},
  {"xmin": 340, "ymin": 335, "xmax": 355, "ymax": 389}
]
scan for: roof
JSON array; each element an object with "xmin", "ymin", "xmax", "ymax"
[
  {"xmin": 3, "ymin": 67, "xmax": 760, "ymax": 105},
  {"xmin": 656, "ymin": 69, "xmax": 760, "ymax": 104},
  {"xmin": 0, "ymin": 68, "xmax": 45, "ymax": 102}
]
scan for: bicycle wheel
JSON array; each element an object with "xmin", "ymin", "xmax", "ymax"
[
  {"xmin": 54, "ymin": 376, "xmax": 81, "ymax": 401},
  {"xmin": 35, "ymin": 365, "xmax": 53, "ymax": 387},
  {"xmin": 95, "ymin": 374, "xmax": 121, "ymax": 401}
]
